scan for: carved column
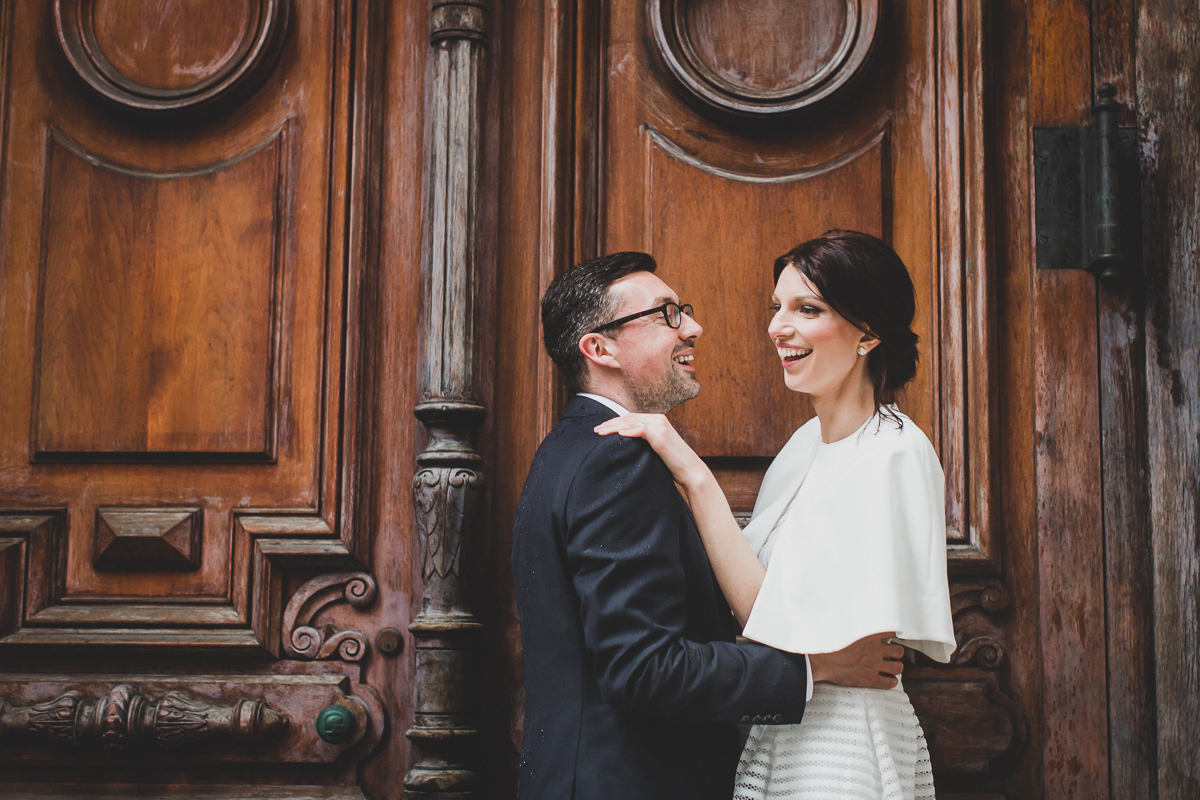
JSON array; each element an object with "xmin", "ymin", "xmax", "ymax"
[{"xmin": 404, "ymin": 3, "xmax": 491, "ymax": 798}]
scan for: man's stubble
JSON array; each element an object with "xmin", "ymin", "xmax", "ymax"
[{"xmin": 626, "ymin": 359, "xmax": 701, "ymax": 414}]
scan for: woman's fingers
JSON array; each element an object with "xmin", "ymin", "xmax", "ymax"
[
  {"xmin": 594, "ymin": 413, "xmax": 670, "ymax": 437},
  {"xmin": 594, "ymin": 420, "xmax": 648, "ymax": 438}
]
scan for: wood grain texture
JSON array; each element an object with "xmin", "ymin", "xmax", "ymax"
[
  {"xmin": 680, "ymin": 0, "xmax": 852, "ymax": 93},
  {"xmin": 939, "ymin": 0, "xmax": 999, "ymax": 572},
  {"xmin": 1137, "ymin": 0, "xmax": 1200, "ymax": 796},
  {"xmin": 647, "ymin": 0, "xmax": 880, "ymax": 117},
  {"xmin": 1098, "ymin": 274, "xmax": 1156, "ymax": 800},
  {"xmin": 88, "ymin": 0, "xmax": 258, "ymax": 91},
  {"xmin": 354, "ymin": 1, "xmax": 427, "ymax": 795},
  {"xmin": 1093, "ymin": 1, "xmax": 1158, "ymax": 797},
  {"xmin": 53, "ymin": 0, "xmax": 289, "ymax": 115},
  {"xmin": 988, "ymin": 2, "xmax": 1044, "ymax": 795},
  {"xmin": 0, "ymin": 2, "xmax": 395, "ymax": 795},
  {"xmin": 1092, "ymin": 0, "xmax": 1137, "ymax": 125},
  {"xmin": 1031, "ymin": 270, "xmax": 1108, "ymax": 800},
  {"xmin": 0, "ymin": 0, "xmax": 378, "ymax": 634},
  {"xmin": 33, "ymin": 130, "xmax": 285, "ymax": 459},
  {"xmin": 1028, "ymin": 0, "xmax": 1111, "ymax": 795}
]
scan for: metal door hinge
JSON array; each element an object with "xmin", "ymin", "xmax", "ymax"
[{"xmin": 1034, "ymin": 84, "xmax": 1141, "ymax": 283}]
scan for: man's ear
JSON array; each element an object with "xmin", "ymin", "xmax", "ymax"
[{"xmin": 578, "ymin": 332, "xmax": 621, "ymax": 370}]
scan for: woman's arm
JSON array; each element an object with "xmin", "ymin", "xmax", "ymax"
[{"xmin": 594, "ymin": 414, "xmax": 766, "ymax": 626}]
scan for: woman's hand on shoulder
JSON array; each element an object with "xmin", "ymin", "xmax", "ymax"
[{"xmin": 594, "ymin": 414, "xmax": 709, "ymax": 491}]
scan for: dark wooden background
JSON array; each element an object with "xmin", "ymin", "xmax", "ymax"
[{"xmin": 0, "ymin": 1, "xmax": 1195, "ymax": 798}]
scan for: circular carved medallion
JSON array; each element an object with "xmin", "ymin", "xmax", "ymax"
[
  {"xmin": 54, "ymin": 0, "xmax": 289, "ymax": 115},
  {"xmin": 649, "ymin": 0, "xmax": 879, "ymax": 117}
]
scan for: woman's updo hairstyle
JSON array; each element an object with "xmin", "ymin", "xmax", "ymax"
[{"xmin": 773, "ymin": 230, "xmax": 920, "ymax": 424}]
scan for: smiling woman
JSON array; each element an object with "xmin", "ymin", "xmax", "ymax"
[
  {"xmin": 770, "ymin": 231, "xmax": 921, "ymax": 438},
  {"xmin": 595, "ymin": 230, "xmax": 952, "ymax": 800}
]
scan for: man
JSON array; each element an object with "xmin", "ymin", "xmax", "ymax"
[{"xmin": 512, "ymin": 252, "xmax": 902, "ymax": 800}]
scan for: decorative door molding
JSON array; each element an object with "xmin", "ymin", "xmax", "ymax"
[
  {"xmin": 539, "ymin": 0, "xmax": 998, "ymax": 574},
  {"xmin": 405, "ymin": 1, "xmax": 494, "ymax": 797},
  {"xmin": 0, "ymin": 0, "xmax": 386, "ymax": 657}
]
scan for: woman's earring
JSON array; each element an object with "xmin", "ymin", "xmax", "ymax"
[{"xmin": 858, "ymin": 347, "xmax": 867, "ymax": 356}]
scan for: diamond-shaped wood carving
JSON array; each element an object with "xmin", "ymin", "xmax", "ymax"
[{"xmin": 94, "ymin": 507, "xmax": 202, "ymax": 570}]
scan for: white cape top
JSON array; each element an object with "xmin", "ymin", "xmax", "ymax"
[{"xmin": 740, "ymin": 409, "xmax": 956, "ymax": 663}]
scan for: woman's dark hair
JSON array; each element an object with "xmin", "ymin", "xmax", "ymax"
[
  {"xmin": 773, "ymin": 230, "xmax": 919, "ymax": 424},
  {"xmin": 541, "ymin": 251, "xmax": 658, "ymax": 395}
]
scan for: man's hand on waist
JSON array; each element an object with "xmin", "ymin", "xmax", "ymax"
[{"xmin": 808, "ymin": 632, "xmax": 905, "ymax": 690}]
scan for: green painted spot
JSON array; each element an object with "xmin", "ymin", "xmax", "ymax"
[{"xmin": 315, "ymin": 704, "xmax": 357, "ymax": 744}]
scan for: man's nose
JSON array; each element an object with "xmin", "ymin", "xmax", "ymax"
[{"xmin": 680, "ymin": 312, "xmax": 702, "ymax": 339}]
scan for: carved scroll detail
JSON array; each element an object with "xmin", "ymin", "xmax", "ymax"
[
  {"xmin": 0, "ymin": 685, "xmax": 287, "ymax": 748},
  {"xmin": 282, "ymin": 572, "xmax": 378, "ymax": 661},
  {"xmin": 950, "ymin": 577, "xmax": 1011, "ymax": 616},
  {"xmin": 953, "ymin": 635, "xmax": 1006, "ymax": 669},
  {"xmin": 919, "ymin": 578, "xmax": 1013, "ymax": 670}
]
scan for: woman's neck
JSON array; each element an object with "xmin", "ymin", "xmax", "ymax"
[{"xmin": 810, "ymin": 376, "xmax": 877, "ymax": 443}]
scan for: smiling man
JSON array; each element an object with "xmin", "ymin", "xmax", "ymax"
[{"xmin": 511, "ymin": 251, "xmax": 898, "ymax": 800}]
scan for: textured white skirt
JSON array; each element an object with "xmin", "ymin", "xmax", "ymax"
[{"xmin": 733, "ymin": 681, "xmax": 935, "ymax": 800}]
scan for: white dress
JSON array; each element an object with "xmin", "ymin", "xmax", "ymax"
[{"xmin": 732, "ymin": 410, "xmax": 954, "ymax": 800}]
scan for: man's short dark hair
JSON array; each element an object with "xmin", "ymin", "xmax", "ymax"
[{"xmin": 541, "ymin": 252, "xmax": 658, "ymax": 395}]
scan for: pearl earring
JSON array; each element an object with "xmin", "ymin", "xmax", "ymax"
[{"xmin": 858, "ymin": 347, "xmax": 867, "ymax": 355}]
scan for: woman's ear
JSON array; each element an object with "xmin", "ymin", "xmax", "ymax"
[
  {"xmin": 578, "ymin": 332, "xmax": 622, "ymax": 369},
  {"xmin": 857, "ymin": 333, "xmax": 881, "ymax": 355}
]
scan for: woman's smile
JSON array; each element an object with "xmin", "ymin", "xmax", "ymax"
[{"xmin": 776, "ymin": 345, "xmax": 812, "ymax": 365}]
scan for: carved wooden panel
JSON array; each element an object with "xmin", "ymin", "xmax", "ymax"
[
  {"xmin": 649, "ymin": 0, "xmax": 880, "ymax": 117},
  {"xmin": 33, "ymin": 129, "xmax": 286, "ymax": 460},
  {"xmin": 0, "ymin": 1, "xmax": 382, "ymax": 651},
  {"xmin": 0, "ymin": 665, "xmax": 383, "ymax": 775},
  {"xmin": 569, "ymin": 0, "xmax": 996, "ymax": 571},
  {"xmin": 54, "ymin": 0, "xmax": 289, "ymax": 115},
  {"xmin": 93, "ymin": 507, "xmax": 202, "ymax": 569}
]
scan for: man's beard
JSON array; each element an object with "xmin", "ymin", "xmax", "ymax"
[{"xmin": 627, "ymin": 362, "xmax": 701, "ymax": 414}]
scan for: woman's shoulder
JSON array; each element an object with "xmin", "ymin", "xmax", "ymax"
[{"xmin": 860, "ymin": 409, "xmax": 940, "ymax": 467}]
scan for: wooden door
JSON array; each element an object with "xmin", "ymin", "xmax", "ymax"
[
  {"xmin": 0, "ymin": 1, "xmax": 416, "ymax": 796},
  {"xmin": 493, "ymin": 0, "xmax": 1026, "ymax": 796},
  {"xmin": 487, "ymin": 0, "xmax": 1182, "ymax": 797},
  {"xmin": 592, "ymin": 0, "xmax": 1020, "ymax": 791}
]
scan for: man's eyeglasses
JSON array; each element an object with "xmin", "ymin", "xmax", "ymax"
[{"xmin": 590, "ymin": 302, "xmax": 695, "ymax": 334}]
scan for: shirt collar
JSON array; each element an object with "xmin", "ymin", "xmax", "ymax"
[{"xmin": 576, "ymin": 392, "xmax": 632, "ymax": 417}]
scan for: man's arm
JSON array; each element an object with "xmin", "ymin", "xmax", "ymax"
[{"xmin": 565, "ymin": 435, "xmax": 808, "ymax": 723}]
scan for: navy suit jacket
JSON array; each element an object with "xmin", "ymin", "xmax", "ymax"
[{"xmin": 512, "ymin": 395, "xmax": 809, "ymax": 800}]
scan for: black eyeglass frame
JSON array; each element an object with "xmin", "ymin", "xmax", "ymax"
[{"xmin": 589, "ymin": 302, "xmax": 694, "ymax": 334}]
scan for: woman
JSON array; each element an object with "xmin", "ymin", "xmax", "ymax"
[{"xmin": 595, "ymin": 230, "xmax": 956, "ymax": 800}]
